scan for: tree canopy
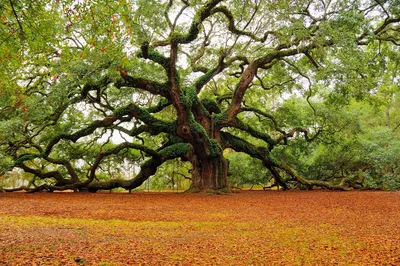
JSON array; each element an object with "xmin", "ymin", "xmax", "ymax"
[{"xmin": 1, "ymin": 0, "xmax": 400, "ymax": 193}]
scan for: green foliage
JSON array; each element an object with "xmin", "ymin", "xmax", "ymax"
[
  {"xmin": 146, "ymin": 158, "xmax": 191, "ymax": 190},
  {"xmin": 226, "ymin": 152, "xmax": 268, "ymax": 187},
  {"xmin": 0, "ymin": 154, "xmax": 14, "ymax": 175},
  {"xmin": 272, "ymin": 96, "xmax": 400, "ymax": 190}
]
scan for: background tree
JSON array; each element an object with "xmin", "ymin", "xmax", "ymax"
[
  {"xmin": 0, "ymin": 0, "xmax": 399, "ymax": 192},
  {"xmin": 226, "ymin": 152, "xmax": 269, "ymax": 189}
]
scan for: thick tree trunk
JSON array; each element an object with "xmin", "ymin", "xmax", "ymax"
[{"xmin": 189, "ymin": 154, "xmax": 229, "ymax": 192}]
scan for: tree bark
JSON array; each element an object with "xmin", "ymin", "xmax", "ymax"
[{"xmin": 188, "ymin": 154, "xmax": 229, "ymax": 192}]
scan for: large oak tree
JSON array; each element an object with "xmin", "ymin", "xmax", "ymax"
[{"xmin": 1, "ymin": 0, "xmax": 399, "ymax": 192}]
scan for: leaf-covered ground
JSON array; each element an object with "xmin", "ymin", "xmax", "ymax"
[{"xmin": 0, "ymin": 190, "xmax": 399, "ymax": 265}]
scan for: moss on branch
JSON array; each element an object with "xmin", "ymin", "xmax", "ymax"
[
  {"xmin": 116, "ymin": 75, "xmax": 170, "ymax": 97},
  {"xmin": 113, "ymin": 106, "xmax": 131, "ymax": 117},
  {"xmin": 115, "ymin": 103, "xmax": 175, "ymax": 134},
  {"xmin": 180, "ymin": 86, "xmax": 199, "ymax": 109},
  {"xmin": 188, "ymin": 114, "xmax": 208, "ymax": 138},
  {"xmin": 14, "ymin": 153, "xmax": 42, "ymax": 166},
  {"xmin": 221, "ymin": 132, "xmax": 268, "ymax": 161},
  {"xmin": 235, "ymin": 119, "xmax": 276, "ymax": 148},
  {"xmin": 169, "ymin": 0, "xmax": 223, "ymax": 44},
  {"xmin": 159, "ymin": 143, "xmax": 191, "ymax": 158},
  {"xmin": 201, "ymin": 97, "xmax": 221, "ymax": 114},
  {"xmin": 147, "ymin": 98, "xmax": 171, "ymax": 113},
  {"xmin": 44, "ymin": 116, "xmax": 120, "ymax": 156},
  {"xmin": 194, "ymin": 67, "xmax": 218, "ymax": 92},
  {"xmin": 277, "ymin": 161, "xmax": 353, "ymax": 191},
  {"xmin": 147, "ymin": 50, "xmax": 170, "ymax": 69},
  {"xmin": 208, "ymin": 138, "xmax": 222, "ymax": 157},
  {"xmin": 137, "ymin": 44, "xmax": 170, "ymax": 69},
  {"xmin": 214, "ymin": 112, "xmax": 228, "ymax": 126}
]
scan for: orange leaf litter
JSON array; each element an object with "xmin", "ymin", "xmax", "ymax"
[{"xmin": 0, "ymin": 190, "xmax": 399, "ymax": 265}]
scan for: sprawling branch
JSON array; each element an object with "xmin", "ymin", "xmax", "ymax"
[
  {"xmin": 234, "ymin": 119, "xmax": 276, "ymax": 148},
  {"xmin": 194, "ymin": 55, "xmax": 249, "ymax": 93},
  {"xmin": 221, "ymin": 132, "xmax": 352, "ymax": 191},
  {"xmin": 86, "ymin": 142, "xmax": 160, "ymax": 185},
  {"xmin": 86, "ymin": 157, "xmax": 163, "ymax": 192},
  {"xmin": 84, "ymin": 142, "xmax": 192, "ymax": 191},
  {"xmin": 116, "ymin": 75, "xmax": 170, "ymax": 98},
  {"xmin": 9, "ymin": 0, "xmax": 25, "ymax": 36},
  {"xmin": 240, "ymin": 107, "xmax": 285, "ymax": 135},
  {"xmin": 220, "ymin": 132, "xmax": 287, "ymax": 189},
  {"xmin": 277, "ymin": 162, "xmax": 353, "ymax": 191},
  {"xmin": 44, "ymin": 157, "xmax": 80, "ymax": 183},
  {"xmin": 115, "ymin": 103, "xmax": 175, "ymax": 134},
  {"xmin": 170, "ymin": 0, "xmax": 223, "ymax": 44},
  {"xmin": 276, "ymin": 127, "xmax": 321, "ymax": 144},
  {"xmin": 239, "ymin": 107, "xmax": 321, "ymax": 145},
  {"xmin": 6, "ymin": 141, "xmax": 192, "ymax": 193},
  {"xmin": 19, "ymin": 163, "xmax": 64, "ymax": 182},
  {"xmin": 44, "ymin": 102, "xmax": 175, "ymax": 158},
  {"xmin": 358, "ymin": 17, "xmax": 400, "ymax": 45},
  {"xmin": 210, "ymin": 6, "xmax": 276, "ymax": 42},
  {"xmin": 137, "ymin": 42, "xmax": 173, "ymax": 75},
  {"xmin": 147, "ymin": 99, "xmax": 172, "ymax": 113},
  {"xmin": 225, "ymin": 41, "xmax": 335, "ymax": 122},
  {"xmin": 44, "ymin": 116, "xmax": 119, "ymax": 156}
]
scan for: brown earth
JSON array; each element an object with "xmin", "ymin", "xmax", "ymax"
[{"xmin": 0, "ymin": 190, "xmax": 399, "ymax": 265}]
